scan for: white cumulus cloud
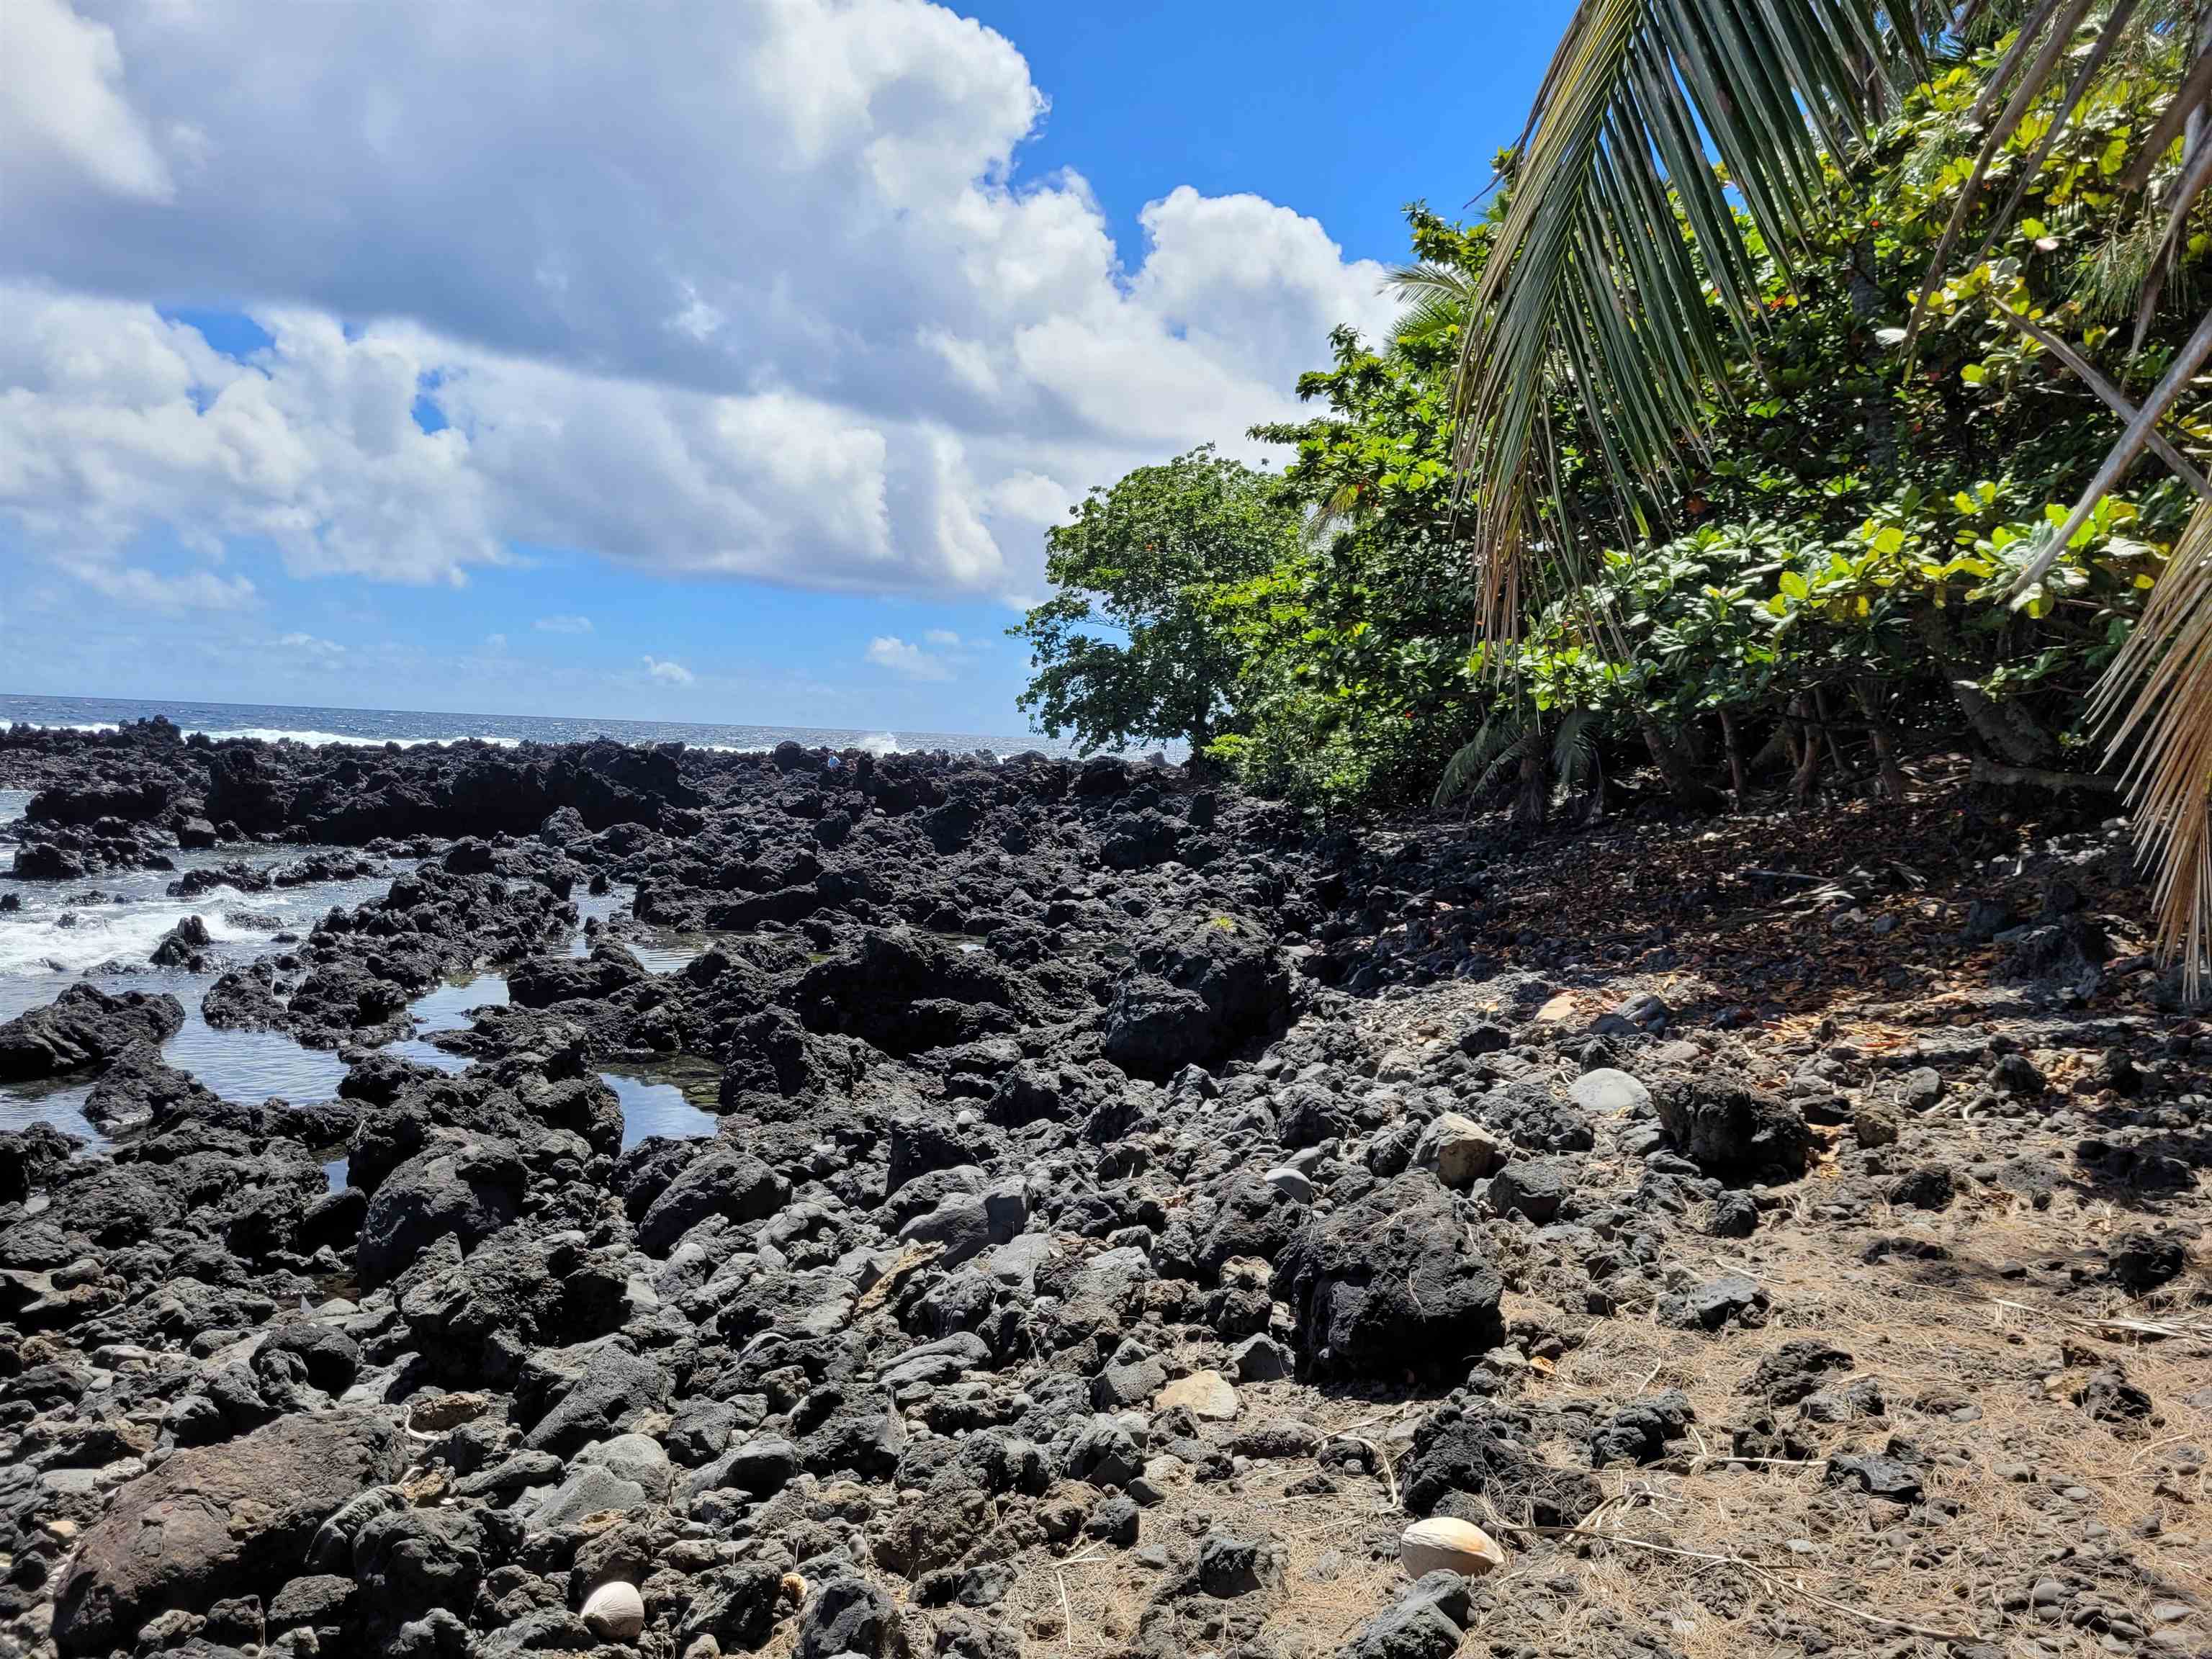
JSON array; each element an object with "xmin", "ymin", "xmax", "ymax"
[
  {"xmin": 0, "ymin": 0, "xmax": 1402, "ymax": 615},
  {"xmin": 534, "ymin": 614, "xmax": 594, "ymax": 634},
  {"xmin": 642, "ymin": 655, "xmax": 694, "ymax": 685},
  {"xmin": 0, "ymin": 0, "xmax": 174, "ymax": 202},
  {"xmin": 866, "ymin": 634, "xmax": 956, "ymax": 682},
  {"xmin": 279, "ymin": 631, "xmax": 346, "ymax": 662}
]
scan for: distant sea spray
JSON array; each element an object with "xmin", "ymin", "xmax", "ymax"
[{"xmin": 0, "ymin": 694, "xmax": 1077, "ymax": 759}]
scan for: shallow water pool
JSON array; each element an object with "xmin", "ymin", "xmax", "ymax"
[{"xmin": 601, "ymin": 1055, "xmax": 722, "ymax": 1148}]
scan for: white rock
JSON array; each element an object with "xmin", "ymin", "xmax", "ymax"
[
  {"xmin": 1416, "ymin": 1113, "xmax": 1508, "ymax": 1190},
  {"xmin": 1262, "ymin": 1166, "xmax": 1313, "ymax": 1203},
  {"xmin": 581, "ymin": 1580, "xmax": 647, "ymax": 1643},
  {"xmin": 1398, "ymin": 1516, "xmax": 1506, "ymax": 1579},
  {"xmin": 1155, "ymin": 1370, "xmax": 1241, "ymax": 1420},
  {"xmin": 1569, "ymin": 1068, "xmax": 1650, "ymax": 1115}
]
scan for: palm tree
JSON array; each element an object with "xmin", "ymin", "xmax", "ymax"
[
  {"xmin": 1432, "ymin": 698, "xmax": 1604, "ymax": 826},
  {"xmin": 1455, "ymin": 0, "xmax": 2212, "ymax": 988}
]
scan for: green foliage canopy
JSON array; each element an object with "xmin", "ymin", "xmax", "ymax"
[{"xmin": 1009, "ymin": 446, "xmax": 1300, "ymax": 754}]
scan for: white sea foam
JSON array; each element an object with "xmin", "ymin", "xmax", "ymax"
[
  {"xmin": 0, "ymin": 904, "xmax": 263, "ymax": 978},
  {"xmin": 11, "ymin": 720, "xmax": 520, "ymax": 749},
  {"xmin": 189, "ymin": 727, "xmax": 521, "ymax": 748},
  {"xmin": 699, "ymin": 733, "xmax": 910, "ymax": 755}
]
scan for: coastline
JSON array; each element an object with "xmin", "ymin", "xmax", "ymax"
[
  {"xmin": 0, "ymin": 724, "xmax": 2204, "ymax": 1658},
  {"xmin": 0, "ymin": 692, "xmax": 1090, "ymax": 763}
]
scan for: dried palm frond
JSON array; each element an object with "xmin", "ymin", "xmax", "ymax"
[{"xmin": 2091, "ymin": 498, "xmax": 2212, "ymax": 995}]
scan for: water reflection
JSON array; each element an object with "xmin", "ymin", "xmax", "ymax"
[
  {"xmin": 600, "ymin": 1056, "xmax": 721, "ymax": 1149},
  {"xmin": 1, "ymin": 860, "xmax": 729, "ymax": 1162},
  {"xmin": 0, "ymin": 1076, "xmax": 102, "ymax": 1145},
  {"xmin": 165, "ymin": 1013, "xmax": 349, "ymax": 1105}
]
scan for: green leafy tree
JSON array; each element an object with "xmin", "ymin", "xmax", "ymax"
[
  {"xmin": 1452, "ymin": 0, "xmax": 2212, "ymax": 977},
  {"xmin": 1010, "ymin": 447, "xmax": 1299, "ymax": 754}
]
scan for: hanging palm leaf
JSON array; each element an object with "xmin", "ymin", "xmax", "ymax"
[
  {"xmin": 2092, "ymin": 498, "xmax": 2212, "ymax": 995},
  {"xmin": 1453, "ymin": 0, "xmax": 2212, "ymax": 981},
  {"xmin": 1451, "ymin": 0, "xmax": 1924, "ymax": 639},
  {"xmin": 1384, "ymin": 261, "xmax": 1480, "ymax": 349}
]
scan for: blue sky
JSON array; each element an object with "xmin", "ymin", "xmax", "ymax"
[{"xmin": 0, "ymin": 0, "xmax": 1570, "ymax": 734}]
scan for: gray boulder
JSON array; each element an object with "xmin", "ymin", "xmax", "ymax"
[
  {"xmin": 636, "ymin": 1146, "xmax": 790, "ymax": 1254},
  {"xmin": 357, "ymin": 1146, "xmax": 524, "ymax": 1287},
  {"xmin": 1651, "ymin": 1073, "xmax": 1811, "ymax": 1179},
  {"xmin": 52, "ymin": 1410, "xmax": 403, "ymax": 1655}
]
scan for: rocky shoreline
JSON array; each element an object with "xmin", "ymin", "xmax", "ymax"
[{"xmin": 0, "ymin": 721, "xmax": 2206, "ymax": 1659}]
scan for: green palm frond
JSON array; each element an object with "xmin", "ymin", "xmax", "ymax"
[
  {"xmin": 1383, "ymin": 261, "xmax": 1478, "ymax": 348},
  {"xmin": 1452, "ymin": 0, "xmax": 1922, "ymax": 642},
  {"xmin": 1431, "ymin": 709, "xmax": 1534, "ymax": 810},
  {"xmin": 1300, "ymin": 481, "xmax": 1363, "ymax": 550},
  {"xmin": 1455, "ymin": 0, "xmax": 2212, "ymax": 977},
  {"xmin": 1552, "ymin": 706, "xmax": 1601, "ymax": 792}
]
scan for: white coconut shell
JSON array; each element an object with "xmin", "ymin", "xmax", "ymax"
[
  {"xmin": 1398, "ymin": 1516, "xmax": 1506, "ymax": 1578},
  {"xmin": 581, "ymin": 1580, "xmax": 647, "ymax": 1643}
]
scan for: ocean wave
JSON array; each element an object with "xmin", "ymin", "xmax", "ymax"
[
  {"xmin": 189, "ymin": 727, "xmax": 522, "ymax": 749},
  {"xmin": 9, "ymin": 720, "xmax": 520, "ymax": 749},
  {"xmin": 698, "ymin": 733, "xmax": 911, "ymax": 755},
  {"xmin": 0, "ymin": 903, "xmax": 266, "ymax": 979}
]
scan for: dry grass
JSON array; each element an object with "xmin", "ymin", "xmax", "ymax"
[
  {"xmin": 1496, "ymin": 1184, "xmax": 2212, "ymax": 1657},
  {"xmin": 763, "ymin": 801, "xmax": 2209, "ymax": 1658}
]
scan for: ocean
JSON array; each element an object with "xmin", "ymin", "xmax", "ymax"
[
  {"xmin": 0, "ymin": 690, "xmax": 1094, "ymax": 1154},
  {"xmin": 0, "ymin": 692, "xmax": 1081, "ymax": 758}
]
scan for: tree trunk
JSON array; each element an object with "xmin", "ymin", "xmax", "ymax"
[
  {"xmin": 1719, "ymin": 708, "xmax": 1748, "ymax": 805},
  {"xmin": 1915, "ymin": 611, "xmax": 2054, "ymax": 765},
  {"xmin": 1511, "ymin": 742, "xmax": 1547, "ymax": 830},
  {"xmin": 1790, "ymin": 694, "xmax": 1825, "ymax": 807},
  {"xmin": 1812, "ymin": 686, "xmax": 1853, "ymax": 780},
  {"xmin": 1856, "ymin": 680, "xmax": 1909, "ymax": 804},
  {"xmin": 1638, "ymin": 716, "xmax": 1721, "ymax": 809}
]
